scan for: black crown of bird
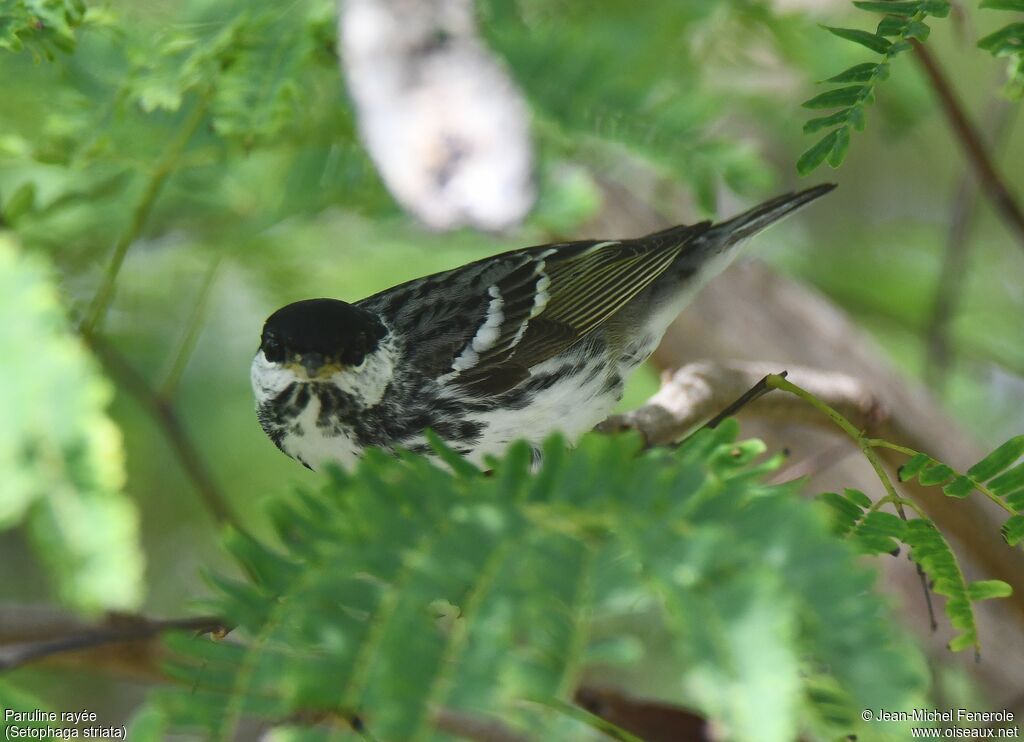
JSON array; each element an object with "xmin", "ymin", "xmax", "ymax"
[{"xmin": 251, "ymin": 183, "xmax": 835, "ymax": 471}]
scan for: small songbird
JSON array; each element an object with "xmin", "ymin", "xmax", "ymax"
[{"xmin": 252, "ymin": 184, "xmax": 834, "ymax": 470}]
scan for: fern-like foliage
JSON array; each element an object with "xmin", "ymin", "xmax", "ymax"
[
  {"xmin": 798, "ymin": 0, "xmax": 950, "ymax": 175},
  {"xmin": 0, "ymin": 235, "xmax": 142, "ymax": 612},
  {"xmin": 121, "ymin": 5, "xmax": 340, "ymax": 150},
  {"xmin": 478, "ymin": 1, "xmax": 772, "ymax": 213},
  {"xmin": 0, "ymin": 0, "xmax": 87, "ymax": 59},
  {"xmin": 977, "ymin": 0, "xmax": 1024, "ymax": 99},
  {"xmin": 895, "ymin": 435, "xmax": 1024, "ymax": 547},
  {"xmin": 820, "ymin": 488, "xmax": 1011, "ymax": 653},
  {"xmin": 138, "ymin": 422, "xmax": 926, "ymax": 742}
]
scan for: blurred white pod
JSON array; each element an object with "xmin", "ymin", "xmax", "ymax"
[{"xmin": 338, "ymin": 0, "xmax": 536, "ymax": 232}]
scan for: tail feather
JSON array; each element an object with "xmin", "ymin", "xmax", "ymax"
[{"xmin": 706, "ymin": 183, "xmax": 836, "ymax": 244}]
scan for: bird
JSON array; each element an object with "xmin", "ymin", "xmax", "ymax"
[{"xmin": 252, "ymin": 183, "xmax": 835, "ymax": 471}]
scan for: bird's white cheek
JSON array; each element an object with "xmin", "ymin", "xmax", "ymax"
[
  {"xmin": 251, "ymin": 352, "xmax": 301, "ymax": 402},
  {"xmin": 326, "ymin": 339, "xmax": 397, "ymax": 408}
]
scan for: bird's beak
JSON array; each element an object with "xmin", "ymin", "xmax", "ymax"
[{"xmin": 300, "ymin": 352, "xmax": 327, "ymax": 378}]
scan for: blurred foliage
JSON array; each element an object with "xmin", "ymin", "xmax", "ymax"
[
  {"xmin": 0, "ymin": 235, "xmax": 142, "ymax": 613},
  {"xmin": 977, "ymin": 0, "xmax": 1024, "ymax": 99},
  {"xmin": 0, "ymin": 0, "xmax": 1022, "ymax": 737},
  {"xmin": 139, "ymin": 425, "xmax": 927, "ymax": 742},
  {"xmin": 0, "ymin": 0, "xmax": 87, "ymax": 58}
]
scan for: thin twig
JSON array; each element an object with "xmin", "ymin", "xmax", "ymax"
[
  {"xmin": 0, "ymin": 604, "xmax": 527, "ymax": 742},
  {"xmin": 160, "ymin": 253, "xmax": 222, "ymax": 399},
  {"xmin": 0, "ymin": 615, "xmax": 227, "ymax": 672},
  {"xmin": 83, "ymin": 331, "xmax": 240, "ymax": 530},
  {"xmin": 81, "ymin": 98, "xmax": 209, "ymax": 335},
  {"xmin": 912, "ymin": 41, "xmax": 1024, "ymax": 252},
  {"xmin": 703, "ymin": 371, "xmax": 785, "ymax": 430},
  {"xmin": 764, "ymin": 375, "xmax": 938, "ymax": 629},
  {"xmin": 598, "ymin": 362, "xmax": 884, "ymax": 446},
  {"xmin": 432, "ymin": 708, "xmax": 532, "ymax": 742},
  {"xmin": 925, "ymin": 98, "xmax": 1016, "ymax": 391}
]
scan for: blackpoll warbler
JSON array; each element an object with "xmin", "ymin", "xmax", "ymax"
[{"xmin": 252, "ymin": 184, "xmax": 834, "ymax": 470}]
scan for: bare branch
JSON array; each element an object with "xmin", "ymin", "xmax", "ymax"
[
  {"xmin": 575, "ymin": 685, "xmax": 713, "ymax": 742},
  {"xmin": 925, "ymin": 97, "xmax": 1017, "ymax": 391},
  {"xmin": 432, "ymin": 708, "xmax": 532, "ymax": 742},
  {"xmin": 82, "ymin": 331, "xmax": 241, "ymax": 530},
  {"xmin": 0, "ymin": 605, "xmax": 226, "ymax": 673},
  {"xmin": 598, "ymin": 361, "xmax": 885, "ymax": 447},
  {"xmin": 0, "ymin": 604, "xmax": 530, "ymax": 742},
  {"xmin": 912, "ymin": 41, "xmax": 1024, "ymax": 252}
]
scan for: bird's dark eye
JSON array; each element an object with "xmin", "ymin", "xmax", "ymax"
[
  {"xmin": 340, "ymin": 333, "xmax": 370, "ymax": 366},
  {"xmin": 341, "ymin": 347, "xmax": 366, "ymax": 366},
  {"xmin": 262, "ymin": 335, "xmax": 285, "ymax": 363}
]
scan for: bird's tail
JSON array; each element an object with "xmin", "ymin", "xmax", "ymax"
[{"xmin": 705, "ymin": 183, "xmax": 836, "ymax": 245}]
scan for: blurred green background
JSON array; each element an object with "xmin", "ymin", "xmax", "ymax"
[{"xmin": 1, "ymin": 0, "xmax": 1022, "ymax": 731}]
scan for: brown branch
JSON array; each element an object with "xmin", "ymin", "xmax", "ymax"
[
  {"xmin": 0, "ymin": 604, "xmax": 529, "ymax": 742},
  {"xmin": 599, "ymin": 355, "xmax": 1024, "ymax": 628},
  {"xmin": 432, "ymin": 708, "xmax": 531, "ymax": 742},
  {"xmin": 912, "ymin": 40, "xmax": 1024, "ymax": 252},
  {"xmin": 925, "ymin": 98, "xmax": 1017, "ymax": 391},
  {"xmin": 0, "ymin": 606, "xmax": 227, "ymax": 673},
  {"xmin": 82, "ymin": 331, "xmax": 241, "ymax": 531},
  {"xmin": 574, "ymin": 686, "xmax": 714, "ymax": 742},
  {"xmin": 598, "ymin": 361, "xmax": 886, "ymax": 447}
]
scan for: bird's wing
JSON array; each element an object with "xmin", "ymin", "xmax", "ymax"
[{"xmin": 363, "ymin": 224, "xmax": 710, "ymax": 396}]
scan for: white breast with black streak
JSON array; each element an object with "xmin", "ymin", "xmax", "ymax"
[{"xmin": 251, "ymin": 336, "xmax": 398, "ymax": 470}]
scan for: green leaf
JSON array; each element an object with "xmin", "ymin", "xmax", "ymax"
[
  {"xmin": 3, "ymin": 181, "xmax": 36, "ymax": 221},
  {"xmin": 797, "ymin": 130, "xmax": 841, "ymax": 175},
  {"xmin": 803, "ymin": 110, "xmax": 850, "ymax": 133},
  {"xmin": 919, "ymin": 463, "xmax": 954, "ymax": 486},
  {"xmin": 846, "ymin": 488, "xmax": 873, "ymax": 509},
  {"xmin": 905, "ymin": 21, "xmax": 931, "ymax": 41},
  {"xmin": 851, "ymin": 510, "xmax": 906, "ymax": 555},
  {"xmin": 424, "ymin": 429, "xmax": 482, "ymax": 479},
  {"xmin": 920, "ymin": 0, "xmax": 951, "ymax": 17},
  {"xmin": 825, "ymin": 63, "xmax": 883, "ymax": 83},
  {"xmin": 990, "ymin": 463, "xmax": 1024, "ymax": 496},
  {"xmin": 827, "ymin": 126, "xmax": 851, "ymax": 168},
  {"xmin": 0, "ymin": 236, "xmax": 142, "ymax": 613},
  {"xmin": 852, "ymin": 1, "xmax": 922, "ymax": 16},
  {"xmin": 815, "ymin": 489, "xmax": 864, "ymax": 536},
  {"xmin": 0, "ymin": 0, "xmax": 88, "ymax": 57},
  {"xmin": 1002, "ymin": 515, "xmax": 1024, "ymax": 546},
  {"xmin": 980, "ymin": 0, "xmax": 1024, "ymax": 10},
  {"xmin": 888, "ymin": 39, "xmax": 914, "ymax": 53},
  {"xmin": 825, "ymin": 26, "xmax": 893, "ymax": 54},
  {"xmin": 942, "ymin": 476, "xmax": 974, "ymax": 499},
  {"xmin": 898, "ymin": 453, "xmax": 932, "ymax": 481},
  {"xmin": 978, "ymin": 23, "xmax": 1024, "ymax": 55},
  {"xmin": 848, "ymin": 106, "xmax": 867, "ymax": 130},
  {"xmin": 966, "ymin": 580, "xmax": 1013, "ymax": 601},
  {"xmin": 144, "ymin": 430, "xmax": 927, "ymax": 739},
  {"xmin": 902, "ymin": 520, "xmax": 979, "ymax": 652},
  {"xmin": 966, "ymin": 435, "xmax": 1024, "ymax": 481},
  {"xmin": 803, "ymin": 86, "xmax": 868, "ymax": 109},
  {"xmin": 877, "ymin": 16, "xmax": 911, "ymax": 36},
  {"xmin": 876, "ymin": 15, "xmax": 909, "ymax": 36}
]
